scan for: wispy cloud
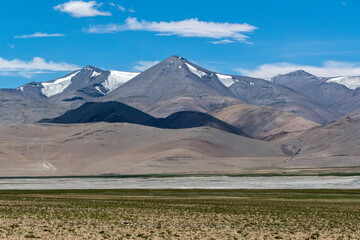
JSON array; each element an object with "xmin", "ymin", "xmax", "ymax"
[
  {"xmin": 14, "ymin": 32, "xmax": 65, "ymax": 39},
  {"xmin": 211, "ymin": 39, "xmax": 235, "ymax": 44},
  {"xmin": 109, "ymin": 2, "xmax": 126, "ymax": 11},
  {"xmin": 235, "ymin": 61, "xmax": 360, "ymax": 78},
  {"xmin": 0, "ymin": 57, "xmax": 79, "ymax": 78},
  {"xmin": 118, "ymin": 5, "xmax": 126, "ymax": 11},
  {"xmin": 86, "ymin": 17, "xmax": 257, "ymax": 42},
  {"xmin": 133, "ymin": 60, "xmax": 160, "ymax": 71},
  {"xmin": 54, "ymin": 1, "xmax": 111, "ymax": 18}
]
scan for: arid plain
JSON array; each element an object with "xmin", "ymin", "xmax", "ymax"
[{"xmin": 0, "ymin": 189, "xmax": 359, "ymax": 240}]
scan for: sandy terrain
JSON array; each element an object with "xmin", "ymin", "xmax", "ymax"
[
  {"xmin": 0, "ymin": 121, "xmax": 359, "ymax": 177},
  {"xmin": 0, "ymin": 122, "xmax": 285, "ymax": 177}
]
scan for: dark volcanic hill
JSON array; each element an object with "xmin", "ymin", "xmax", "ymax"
[
  {"xmin": 102, "ymin": 56, "xmax": 243, "ymax": 117},
  {"xmin": 39, "ymin": 101, "xmax": 154, "ymax": 125},
  {"xmin": 40, "ymin": 101, "xmax": 249, "ymax": 137},
  {"xmin": 152, "ymin": 111, "xmax": 249, "ymax": 137}
]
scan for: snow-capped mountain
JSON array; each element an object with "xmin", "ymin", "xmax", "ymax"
[
  {"xmin": 103, "ymin": 55, "xmax": 243, "ymax": 117},
  {"xmin": 16, "ymin": 65, "xmax": 139, "ymax": 107},
  {"xmin": 271, "ymin": 70, "xmax": 360, "ymax": 115},
  {"xmin": 101, "ymin": 56, "xmax": 338, "ymax": 123},
  {"xmin": 326, "ymin": 76, "xmax": 360, "ymax": 90},
  {"xmin": 41, "ymin": 71, "xmax": 80, "ymax": 97},
  {"xmin": 1, "ymin": 55, "xmax": 360, "ymax": 124}
]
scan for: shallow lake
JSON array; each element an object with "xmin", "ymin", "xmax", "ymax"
[{"xmin": 0, "ymin": 176, "xmax": 359, "ymax": 190}]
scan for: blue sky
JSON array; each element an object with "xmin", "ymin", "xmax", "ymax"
[{"xmin": 1, "ymin": 0, "xmax": 360, "ymax": 88}]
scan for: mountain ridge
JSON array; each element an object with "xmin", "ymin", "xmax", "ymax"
[
  {"xmin": 1, "ymin": 55, "xmax": 359, "ymax": 124},
  {"xmin": 272, "ymin": 70, "xmax": 360, "ymax": 115}
]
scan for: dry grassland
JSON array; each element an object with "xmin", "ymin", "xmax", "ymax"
[{"xmin": 0, "ymin": 189, "xmax": 359, "ymax": 239}]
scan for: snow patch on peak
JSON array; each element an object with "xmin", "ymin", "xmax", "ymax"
[
  {"xmin": 91, "ymin": 71, "xmax": 101, "ymax": 78},
  {"xmin": 95, "ymin": 86, "xmax": 105, "ymax": 95},
  {"xmin": 41, "ymin": 71, "xmax": 79, "ymax": 97},
  {"xmin": 83, "ymin": 65, "xmax": 96, "ymax": 71},
  {"xmin": 327, "ymin": 76, "xmax": 360, "ymax": 90},
  {"xmin": 16, "ymin": 86, "xmax": 24, "ymax": 92},
  {"xmin": 185, "ymin": 63, "xmax": 207, "ymax": 79},
  {"xmin": 102, "ymin": 71, "xmax": 140, "ymax": 93},
  {"xmin": 216, "ymin": 73, "xmax": 234, "ymax": 87}
]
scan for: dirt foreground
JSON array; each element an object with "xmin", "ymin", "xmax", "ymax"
[{"xmin": 0, "ymin": 189, "xmax": 359, "ymax": 239}]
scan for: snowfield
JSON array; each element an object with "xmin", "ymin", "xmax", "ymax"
[
  {"xmin": 101, "ymin": 71, "xmax": 140, "ymax": 93},
  {"xmin": 91, "ymin": 71, "xmax": 101, "ymax": 78},
  {"xmin": 327, "ymin": 76, "xmax": 360, "ymax": 90},
  {"xmin": 185, "ymin": 63, "xmax": 207, "ymax": 78},
  {"xmin": 41, "ymin": 71, "xmax": 80, "ymax": 97},
  {"xmin": 216, "ymin": 73, "xmax": 235, "ymax": 87}
]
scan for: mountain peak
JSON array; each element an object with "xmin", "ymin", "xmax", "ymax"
[
  {"xmin": 285, "ymin": 70, "xmax": 315, "ymax": 77},
  {"xmin": 161, "ymin": 55, "xmax": 187, "ymax": 64},
  {"xmin": 169, "ymin": 55, "xmax": 185, "ymax": 60},
  {"xmin": 82, "ymin": 65, "xmax": 103, "ymax": 72}
]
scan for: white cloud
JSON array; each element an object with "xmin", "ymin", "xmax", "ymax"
[
  {"xmin": 211, "ymin": 39, "xmax": 235, "ymax": 44},
  {"xmin": 133, "ymin": 60, "xmax": 160, "ymax": 71},
  {"xmin": 235, "ymin": 61, "xmax": 360, "ymax": 78},
  {"xmin": 86, "ymin": 17, "xmax": 257, "ymax": 42},
  {"xmin": 118, "ymin": 5, "xmax": 126, "ymax": 11},
  {"xmin": 9, "ymin": 45, "xmax": 15, "ymax": 49},
  {"xmin": 0, "ymin": 57, "xmax": 79, "ymax": 78},
  {"xmin": 128, "ymin": 8, "xmax": 135, "ymax": 13},
  {"xmin": 109, "ymin": 3, "xmax": 126, "ymax": 11},
  {"xmin": 14, "ymin": 32, "xmax": 65, "ymax": 39},
  {"xmin": 54, "ymin": 1, "xmax": 111, "ymax": 18}
]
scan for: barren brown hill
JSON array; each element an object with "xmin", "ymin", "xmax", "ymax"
[
  {"xmin": 0, "ymin": 123, "xmax": 284, "ymax": 177},
  {"xmin": 210, "ymin": 104, "xmax": 319, "ymax": 140},
  {"xmin": 348, "ymin": 110, "xmax": 360, "ymax": 119},
  {"xmin": 282, "ymin": 117, "xmax": 360, "ymax": 158}
]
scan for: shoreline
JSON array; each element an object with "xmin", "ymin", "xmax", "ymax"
[{"xmin": 1, "ymin": 167, "xmax": 360, "ymax": 179}]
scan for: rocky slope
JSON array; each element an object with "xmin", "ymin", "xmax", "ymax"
[
  {"xmin": 272, "ymin": 70, "xmax": 360, "ymax": 115},
  {"xmin": 103, "ymin": 56, "xmax": 243, "ymax": 117},
  {"xmin": 210, "ymin": 104, "xmax": 319, "ymax": 140}
]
